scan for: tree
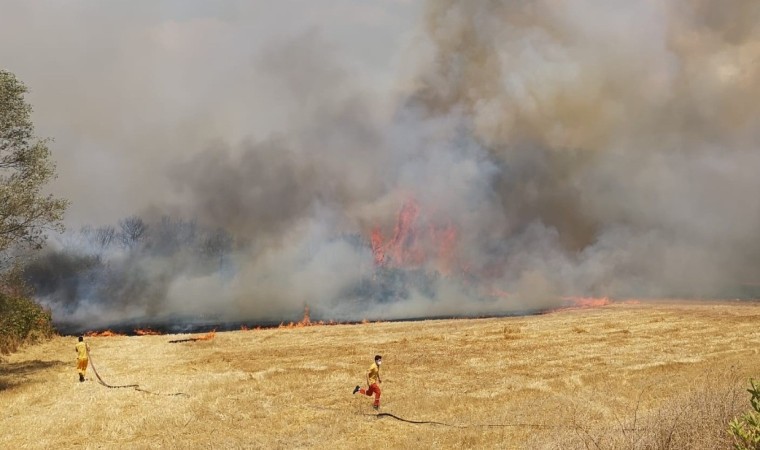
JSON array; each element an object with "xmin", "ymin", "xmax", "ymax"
[
  {"xmin": 118, "ymin": 215, "xmax": 147, "ymax": 249},
  {"xmin": 0, "ymin": 70, "xmax": 68, "ymax": 254},
  {"xmin": 148, "ymin": 216, "xmax": 197, "ymax": 255},
  {"xmin": 200, "ymin": 228, "xmax": 233, "ymax": 267},
  {"xmin": 93, "ymin": 225, "xmax": 116, "ymax": 250}
]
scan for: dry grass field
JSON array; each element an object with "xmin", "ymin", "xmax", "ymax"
[{"xmin": 2, "ymin": 300, "xmax": 760, "ymax": 449}]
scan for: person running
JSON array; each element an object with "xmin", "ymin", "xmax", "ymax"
[
  {"xmin": 75, "ymin": 336, "xmax": 89, "ymax": 382},
  {"xmin": 353, "ymin": 355, "xmax": 382, "ymax": 409}
]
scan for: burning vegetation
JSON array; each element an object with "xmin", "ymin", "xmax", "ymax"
[
  {"xmin": 370, "ymin": 198, "xmax": 458, "ymax": 275},
  {"xmin": 134, "ymin": 328, "xmax": 162, "ymax": 336},
  {"xmin": 12, "ymin": 0, "xmax": 760, "ymax": 335},
  {"xmin": 22, "ymin": 196, "xmax": 650, "ymax": 334},
  {"xmin": 84, "ymin": 330, "xmax": 124, "ymax": 338}
]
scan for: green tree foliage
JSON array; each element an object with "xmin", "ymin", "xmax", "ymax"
[
  {"xmin": 0, "ymin": 69, "xmax": 68, "ymax": 254},
  {"xmin": 729, "ymin": 379, "xmax": 760, "ymax": 450},
  {"xmin": 0, "ymin": 266, "xmax": 53, "ymax": 354},
  {"xmin": 0, "ymin": 70, "xmax": 64, "ymax": 352}
]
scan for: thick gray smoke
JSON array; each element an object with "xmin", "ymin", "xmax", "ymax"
[{"xmin": 12, "ymin": 0, "xmax": 760, "ymax": 331}]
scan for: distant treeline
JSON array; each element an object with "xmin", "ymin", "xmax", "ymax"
[{"xmin": 22, "ymin": 215, "xmax": 236, "ymax": 315}]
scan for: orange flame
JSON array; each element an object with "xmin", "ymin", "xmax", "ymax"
[
  {"xmin": 85, "ymin": 329, "xmax": 124, "ymax": 337},
  {"xmin": 278, "ymin": 304, "xmax": 315, "ymax": 329},
  {"xmin": 197, "ymin": 330, "xmax": 216, "ymax": 341},
  {"xmin": 370, "ymin": 198, "xmax": 460, "ymax": 272},
  {"xmin": 273, "ymin": 305, "xmax": 365, "ymax": 329},
  {"xmin": 562, "ymin": 296, "xmax": 612, "ymax": 308},
  {"xmin": 389, "ymin": 200, "xmax": 423, "ymax": 266},
  {"xmin": 134, "ymin": 328, "xmax": 162, "ymax": 336},
  {"xmin": 371, "ymin": 228, "xmax": 386, "ymax": 265},
  {"xmin": 302, "ymin": 304, "xmax": 311, "ymax": 326}
]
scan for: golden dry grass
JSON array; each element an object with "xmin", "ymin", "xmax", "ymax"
[{"xmin": 1, "ymin": 300, "xmax": 760, "ymax": 449}]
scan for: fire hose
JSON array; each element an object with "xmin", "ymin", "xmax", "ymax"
[
  {"xmin": 365, "ymin": 412, "xmax": 573, "ymax": 429},
  {"xmin": 362, "ymin": 410, "xmax": 654, "ymax": 432},
  {"xmin": 86, "ymin": 346, "xmax": 187, "ymax": 396},
  {"xmin": 370, "ymin": 412, "xmax": 459, "ymax": 427},
  {"xmin": 310, "ymin": 405, "xmax": 584, "ymax": 429}
]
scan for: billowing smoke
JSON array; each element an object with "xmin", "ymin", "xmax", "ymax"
[{"xmin": 13, "ymin": 0, "xmax": 760, "ymax": 331}]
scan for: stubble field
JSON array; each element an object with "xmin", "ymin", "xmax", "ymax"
[{"xmin": 2, "ymin": 300, "xmax": 759, "ymax": 449}]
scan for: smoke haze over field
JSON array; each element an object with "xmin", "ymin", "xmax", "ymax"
[{"xmin": 2, "ymin": 1, "xmax": 760, "ymax": 330}]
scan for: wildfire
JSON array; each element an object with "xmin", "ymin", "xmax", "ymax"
[
  {"xmin": 134, "ymin": 328, "xmax": 162, "ymax": 336},
  {"xmin": 370, "ymin": 198, "xmax": 460, "ymax": 274},
  {"xmin": 197, "ymin": 330, "xmax": 216, "ymax": 341},
  {"xmin": 302, "ymin": 304, "xmax": 311, "ymax": 326},
  {"xmin": 275, "ymin": 305, "xmax": 350, "ymax": 329},
  {"xmin": 278, "ymin": 304, "xmax": 314, "ymax": 329},
  {"xmin": 561, "ymin": 296, "xmax": 612, "ymax": 308},
  {"xmin": 84, "ymin": 329, "xmax": 124, "ymax": 337}
]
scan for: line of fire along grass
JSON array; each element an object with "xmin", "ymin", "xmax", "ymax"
[
  {"xmin": 52, "ymin": 297, "xmax": 760, "ymax": 337},
  {"xmin": 53, "ymin": 309, "xmax": 551, "ymax": 337}
]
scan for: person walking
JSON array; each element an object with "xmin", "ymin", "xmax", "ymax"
[
  {"xmin": 75, "ymin": 336, "xmax": 89, "ymax": 382},
  {"xmin": 353, "ymin": 355, "xmax": 382, "ymax": 409}
]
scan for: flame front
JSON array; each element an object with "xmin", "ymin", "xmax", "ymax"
[
  {"xmin": 278, "ymin": 304, "xmax": 325, "ymax": 329},
  {"xmin": 134, "ymin": 328, "xmax": 162, "ymax": 336},
  {"xmin": 197, "ymin": 330, "xmax": 216, "ymax": 341},
  {"xmin": 85, "ymin": 330, "xmax": 124, "ymax": 337},
  {"xmin": 561, "ymin": 296, "xmax": 612, "ymax": 308}
]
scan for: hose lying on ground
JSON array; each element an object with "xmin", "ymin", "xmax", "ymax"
[
  {"xmin": 309, "ymin": 404, "xmax": 579, "ymax": 429},
  {"xmin": 372, "ymin": 412, "xmax": 455, "ymax": 427},
  {"xmin": 365, "ymin": 411, "xmax": 652, "ymax": 432},
  {"xmin": 365, "ymin": 412, "xmax": 563, "ymax": 428},
  {"xmin": 86, "ymin": 347, "xmax": 187, "ymax": 396}
]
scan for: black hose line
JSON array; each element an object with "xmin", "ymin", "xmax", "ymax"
[
  {"xmin": 367, "ymin": 412, "xmax": 588, "ymax": 430},
  {"xmin": 86, "ymin": 347, "xmax": 187, "ymax": 396}
]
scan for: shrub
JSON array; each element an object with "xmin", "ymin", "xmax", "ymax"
[
  {"xmin": 539, "ymin": 370, "xmax": 749, "ymax": 449},
  {"xmin": 729, "ymin": 379, "xmax": 760, "ymax": 450},
  {"xmin": 0, "ymin": 267, "xmax": 54, "ymax": 354}
]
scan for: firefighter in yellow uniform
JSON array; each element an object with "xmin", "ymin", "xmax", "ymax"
[
  {"xmin": 353, "ymin": 355, "xmax": 382, "ymax": 409},
  {"xmin": 75, "ymin": 336, "xmax": 89, "ymax": 382}
]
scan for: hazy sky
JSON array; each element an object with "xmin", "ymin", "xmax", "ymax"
[{"xmin": 0, "ymin": 0, "xmax": 422, "ymax": 226}]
